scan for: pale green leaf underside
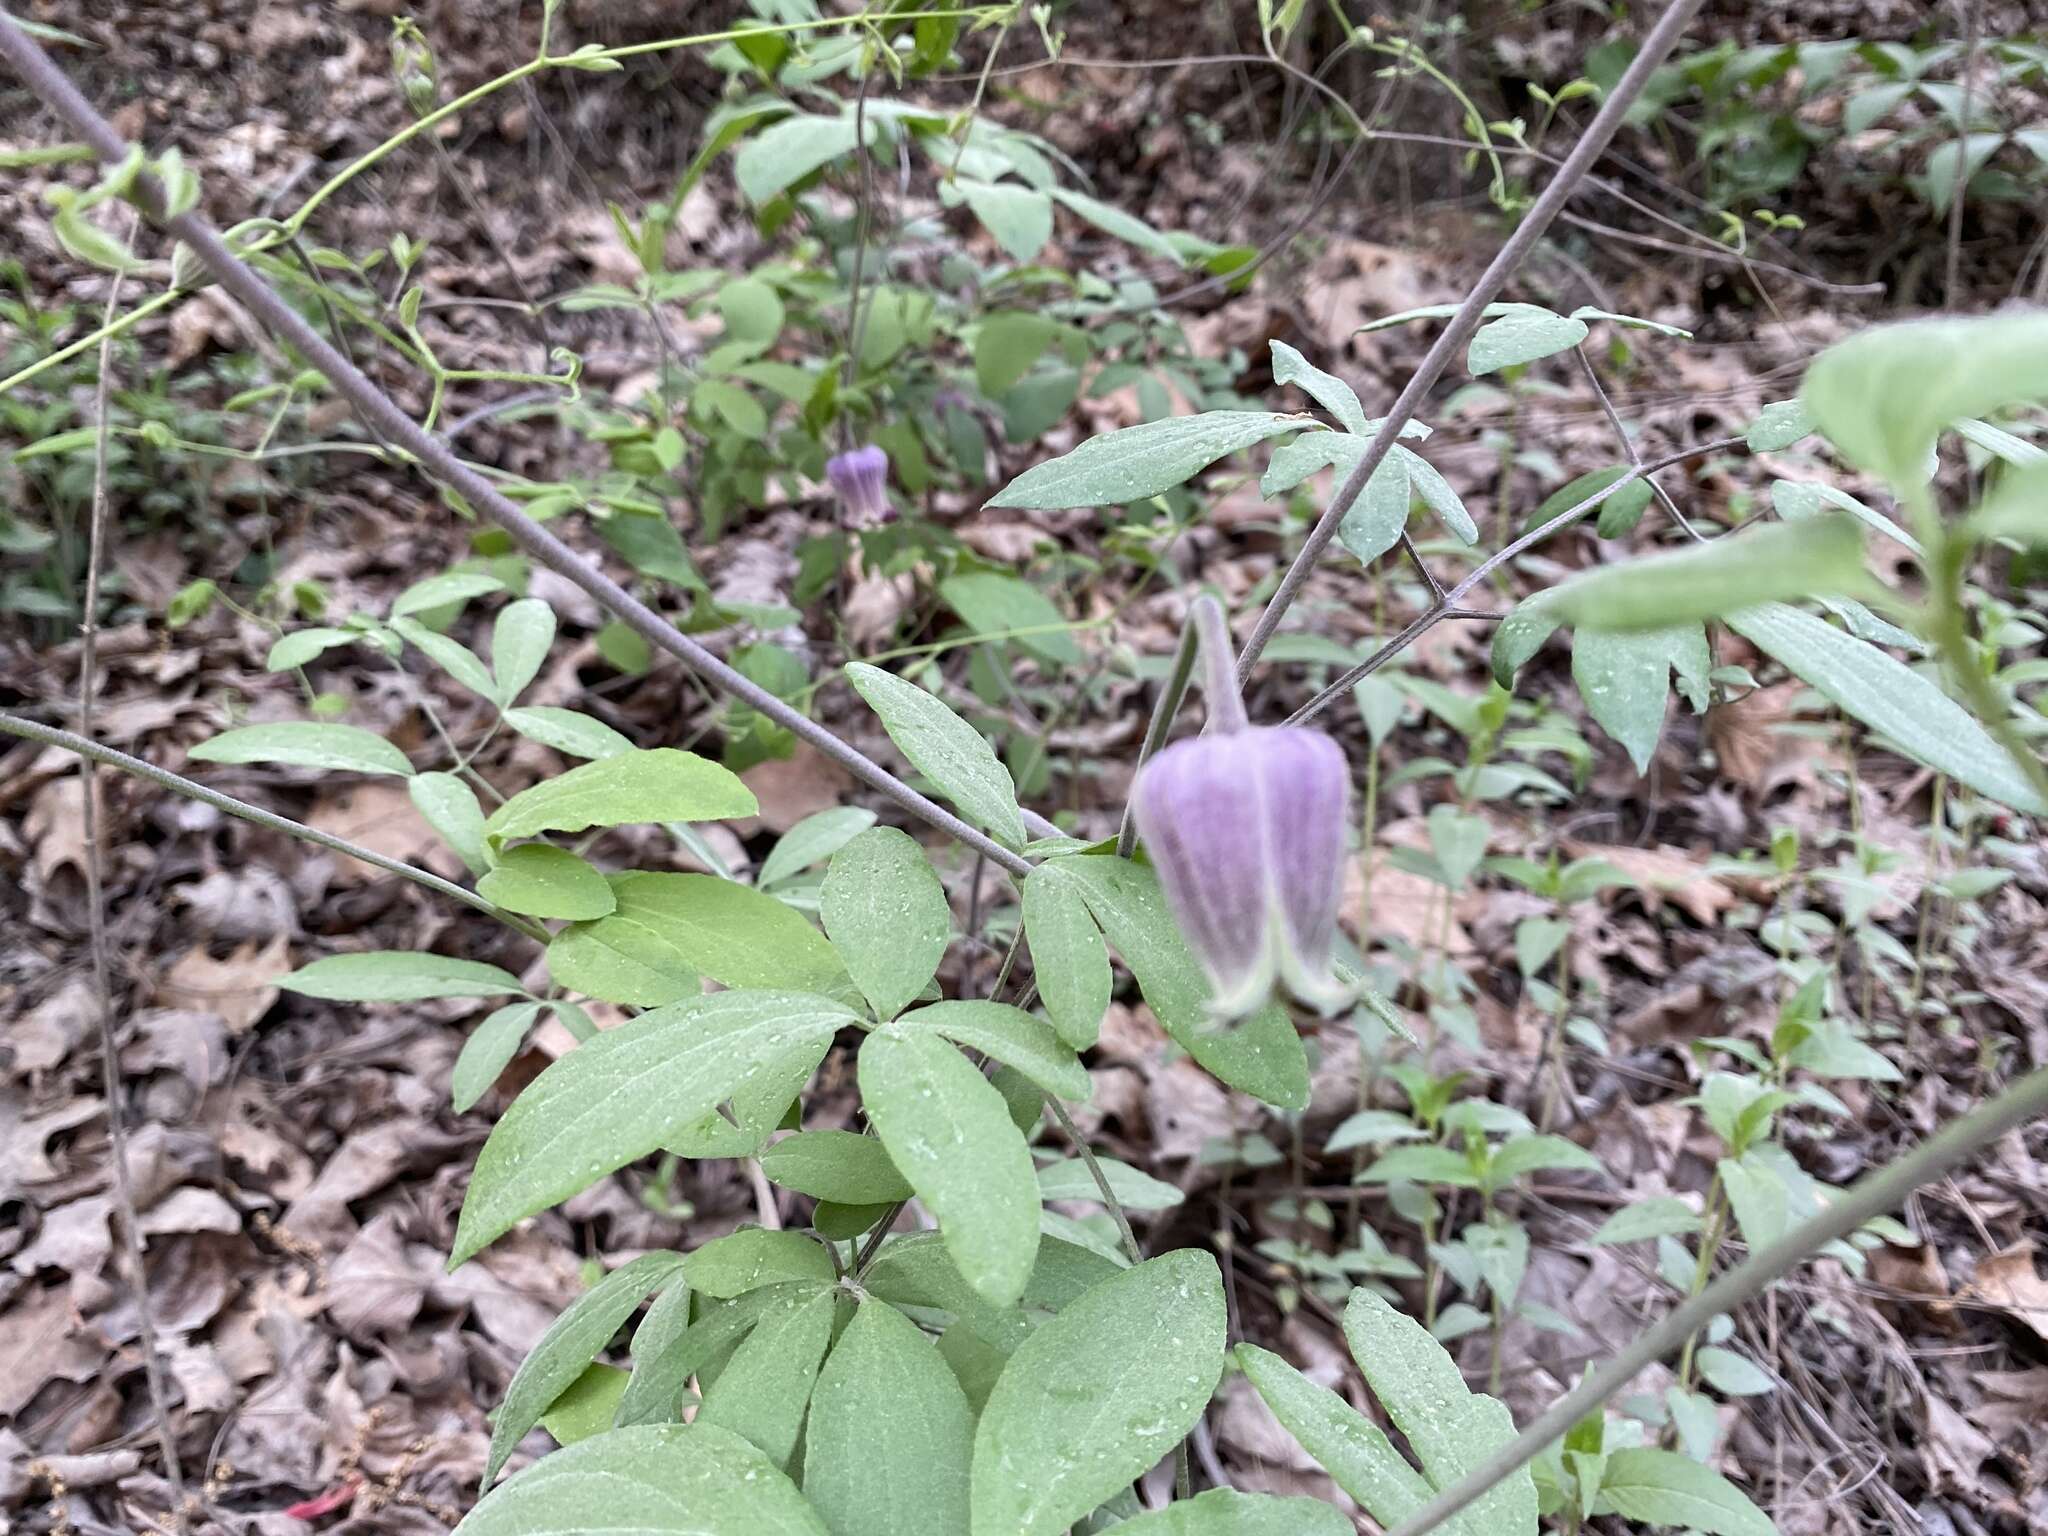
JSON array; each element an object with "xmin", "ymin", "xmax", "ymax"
[
  {"xmin": 1727, "ymin": 601, "xmax": 2048, "ymax": 814},
  {"xmin": 452, "ymin": 1422, "xmax": 828, "ymax": 1536}
]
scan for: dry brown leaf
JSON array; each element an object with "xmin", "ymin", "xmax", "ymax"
[
  {"xmin": 12, "ymin": 976, "xmax": 96, "ymax": 1074},
  {"xmin": 303, "ymin": 780, "xmax": 458, "ymax": 885},
  {"xmin": 1353, "ymin": 819, "xmax": 1474, "ymax": 956},
  {"xmin": 0, "ymin": 1284, "xmax": 104, "ymax": 1418},
  {"xmin": 1921, "ymin": 1388, "xmax": 1996, "ymax": 1495},
  {"xmin": 733, "ymin": 744, "xmax": 854, "ymax": 837},
  {"xmin": 157, "ymin": 932, "xmax": 289, "ymax": 1036},
  {"xmin": 25, "ymin": 775, "xmax": 87, "ymax": 885},
  {"xmin": 1962, "ymin": 1242, "xmax": 2048, "ymax": 1344},
  {"xmin": 1564, "ymin": 840, "xmax": 1736, "ymax": 926}
]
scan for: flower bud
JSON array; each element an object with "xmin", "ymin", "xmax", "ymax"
[
  {"xmin": 1132, "ymin": 724, "xmax": 1352, "ymax": 1022},
  {"xmin": 826, "ymin": 444, "xmax": 893, "ymax": 529}
]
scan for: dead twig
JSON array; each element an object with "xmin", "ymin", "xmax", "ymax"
[{"xmin": 79, "ymin": 209, "xmax": 191, "ymax": 1528}]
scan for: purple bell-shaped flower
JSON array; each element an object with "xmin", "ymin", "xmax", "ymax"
[
  {"xmin": 826, "ymin": 443, "xmax": 893, "ymax": 529},
  {"xmin": 1131, "ymin": 601, "xmax": 1353, "ymax": 1022}
]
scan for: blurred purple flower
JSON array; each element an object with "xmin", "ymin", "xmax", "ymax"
[
  {"xmin": 826, "ymin": 443, "xmax": 892, "ymax": 529},
  {"xmin": 1132, "ymin": 725, "xmax": 1352, "ymax": 1021}
]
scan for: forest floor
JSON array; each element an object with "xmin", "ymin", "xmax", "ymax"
[{"xmin": 4, "ymin": 2, "xmax": 2048, "ymax": 1533}]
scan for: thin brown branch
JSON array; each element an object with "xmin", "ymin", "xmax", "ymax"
[
  {"xmin": 1284, "ymin": 434, "xmax": 1748, "ymax": 724},
  {"xmin": 79, "ymin": 219, "xmax": 192, "ymax": 1525}
]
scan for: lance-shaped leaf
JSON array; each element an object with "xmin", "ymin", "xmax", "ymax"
[
  {"xmin": 989, "ymin": 411, "xmax": 1313, "ymax": 509},
  {"xmin": 451, "ymin": 991, "xmax": 857, "ymax": 1265}
]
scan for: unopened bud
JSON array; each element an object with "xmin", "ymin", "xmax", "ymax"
[
  {"xmin": 1132, "ymin": 723, "xmax": 1352, "ymax": 1021},
  {"xmin": 826, "ymin": 444, "xmax": 893, "ymax": 529}
]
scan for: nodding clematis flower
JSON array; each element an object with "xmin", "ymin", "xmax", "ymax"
[
  {"xmin": 1131, "ymin": 598, "xmax": 1353, "ymax": 1022},
  {"xmin": 826, "ymin": 444, "xmax": 893, "ymax": 529}
]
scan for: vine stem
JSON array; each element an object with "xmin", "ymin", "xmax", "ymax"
[
  {"xmin": 0, "ymin": 15, "xmax": 1034, "ymax": 881},
  {"xmin": 1115, "ymin": 615, "xmax": 1201, "ymax": 858},
  {"xmin": 1384, "ymin": 1061, "xmax": 2048, "ymax": 1536},
  {"xmin": 79, "ymin": 215, "xmax": 192, "ymax": 1527},
  {"xmin": 0, "ymin": 713, "xmax": 552, "ymax": 944},
  {"xmin": 1235, "ymin": 0, "xmax": 1708, "ymax": 681},
  {"xmin": 1284, "ymin": 434, "xmax": 1748, "ymax": 724}
]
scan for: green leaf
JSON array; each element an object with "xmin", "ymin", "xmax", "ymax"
[
  {"xmin": 1488, "ymin": 1134, "xmax": 1602, "ymax": 1183},
  {"xmin": 1400, "ymin": 446, "xmax": 1479, "ymax": 544},
  {"xmin": 1022, "ymin": 862, "xmax": 1111, "ymax": 1049},
  {"xmin": 1049, "ymin": 185, "xmax": 1183, "ymax": 265},
  {"xmin": 501, "ymin": 706, "xmax": 634, "ymax": 761},
  {"xmin": 1572, "ymin": 624, "xmax": 1709, "ymax": 774},
  {"xmin": 1344, "ymin": 1289, "xmax": 1537, "ymax": 1536},
  {"xmin": 860, "ymin": 1029, "xmax": 1041, "ymax": 1308},
  {"xmin": 1051, "ymin": 855, "xmax": 1309, "ymax": 1111},
  {"xmin": 282, "ymin": 952, "xmax": 525, "ymax": 1002},
  {"xmin": 478, "ymin": 844, "xmax": 618, "ymax": 920},
  {"xmin": 390, "ymin": 570, "xmax": 505, "ymax": 618},
  {"xmin": 758, "ymin": 807, "xmax": 880, "ymax": 888},
  {"xmin": 970, "ymin": 1250, "xmax": 1225, "ymax": 1536},
  {"xmin": 391, "ymin": 615, "xmax": 498, "ymax": 699},
  {"xmin": 939, "ymin": 572, "xmax": 1081, "ymax": 666},
  {"xmin": 820, "ymin": 827, "xmax": 952, "ymax": 1020},
  {"xmin": 1567, "ymin": 305, "xmax": 1693, "ymax": 340},
  {"xmin": 538, "ymin": 1363, "xmax": 629, "ymax": 1446},
  {"xmin": 1801, "ymin": 314, "xmax": 2048, "ymax": 496},
  {"xmin": 1355, "ymin": 1145, "xmax": 1480, "ymax": 1188},
  {"xmin": 265, "ymin": 627, "xmax": 357, "ymax": 671},
  {"xmin": 1726, "ymin": 601, "xmax": 2048, "ymax": 814},
  {"xmin": 1544, "ymin": 517, "xmax": 1869, "ymax": 631},
  {"xmin": 1036, "ymin": 1157, "xmax": 1184, "ymax": 1211},
  {"xmin": 1261, "ymin": 434, "xmax": 1414, "ymax": 566},
  {"xmin": 1590, "ymin": 1197, "xmax": 1702, "ymax": 1245},
  {"xmin": 1590, "ymin": 1446, "xmax": 1777, "ymax": 1536},
  {"xmin": 1237, "ymin": 1345, "xmax": 1434, "ymax": 1529},
  {"xmin": 485, "ymin": 748, "xmax": 755, "ymax": 850},
  {"xmin": 409, "ymin": 771, "xmax": 489, "ymax": 875},
  {"xmin": 1110, "ymin": 1489, "xmax": 1353, "ymax": 1536},
  {"xmin": 844, "ymin": 664, "xmax": 1025, "ymax": 847},
  {"xmin": 759, "ymin": 1130, "xmax": 912, "ymax": 1204},
  {"xmin": 492, "ymin": 598, "xmax": 556, "ymax": 705},
  {"xmin": 735, "ymin": 112, "xmax": 875, "ymax": 202},
  {"xmin": 1770, "ymin": 480, "xmax": 1923, "ymax": 559},
  {"xmin": 1718, "ymin": 1153, "xmax": 1791, "ymax": 1250},
  {"xmin": 1969, "ymin": 459, "xmax": 2048, "ymax": 545},
  {"xmin": 683, "ymin": 1230, "xmax": 837, "ymax": 1299},
  {"xmin": 974, "ymin": 312, "xmax": 1060, "ymax": 398},
  {"xmin": 803, "ymin": 1300, "xmax": 974, "ymax": 1536},
  {"xmin": 718, "ymin": 277, "xmax": 785, "ymax": 346},
  {"xmin": 454, "ymin": 1002, "xmax": 543, "ymax": 1113},
  {"xmin": 454, "ymin": 1422, "xmax": 830, "ymax": 1535},
  {"xmin": 548, "ymin": 872, "xmax": 848, "ymax": 1006},
  {"xmin": 189, "ymin": 722, "xmax": 413, "ymax": 777},
  {"xmin": 1468, "ymin": 303, "xmax": 1589, "ymax": 374},
  {"xmin": 451, "ymin": 991, "xmax": 857, "ymax": 1264},
  {"xmin": 962, "ymin": 180, "xmax": 1054, "ymax": 264},
  {"xmin": 1491, "ymin": 600, "xmax": 1562, "ymax": 688},
  {"xmin": 697, "ymin": 1287, "xmax": 836, "ymax": 1469},
  {"xmin": 483, "ymin": 1252, "xmax": 685, "ymax": 1486},
  {"xmin": 617, "ymin": 1281, "xmax": 813, "ymax": 1428},
  {"xmin": 1696, "ymin": 1345, "xmax": 1775, "ymax": 1397},
  {"xmin": 1271, "ymin": 341, "xmax": 1369, "ymax": 434},
  {"xmin": 893, "ymin": 1000, "xmax": 1091, "ymax": 1102},
  {"xmin": 1325, "ymin": 1110, "xmax": 1427, "ymax": 1154},
  {"xmin": 1595, "ymin": 477, "xmax": 1655, "ymax": 540},
  {"xmin": 987, "ymin": 411, "xmax": 1312, "ymax": 510}
]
